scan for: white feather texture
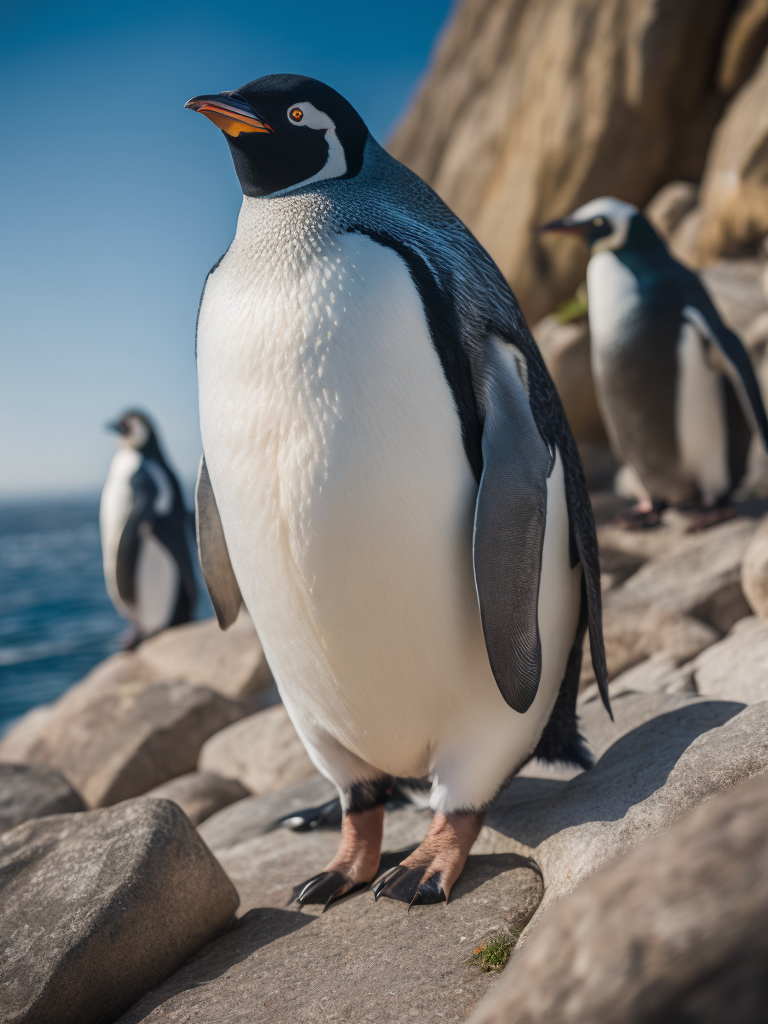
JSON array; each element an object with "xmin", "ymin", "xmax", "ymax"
[{"xmin": 197, "ymin": 197, "xmax": 580, "ymax": 812}]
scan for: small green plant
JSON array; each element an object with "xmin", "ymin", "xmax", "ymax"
[
  {"xmin": 470, "ymin": 930, "xmax": 520, "ymax": 973},
  {"xmin": 552, "ymin": 281, "xmax": 589, "ymax": 324}
]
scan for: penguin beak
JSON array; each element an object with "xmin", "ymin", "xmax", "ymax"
[
  {"xmin": 538, "ymin": 217, "xmax": 590, "ymax": 236},
  {"xmin": 106, "ymin": 420, "xmax": 128, "ymax": 435},
  {"xmin": 185, "ymin": 94, "xmax": 274, "ymax": 137}
]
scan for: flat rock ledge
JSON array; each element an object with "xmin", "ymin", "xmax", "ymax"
[
  {"xmin": 0, "ymin": 798, "xmax": 238, "ymax": 1024},
  {"xmin": 468, "ymin": 772, "xmax": 768, "ymax": 1024}
]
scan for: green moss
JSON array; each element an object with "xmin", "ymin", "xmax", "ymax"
[
  {"xmin": 552, "ymin": 281, "xmax": 589, "ymax": 324},
  {"xmin": 470, "ymin": 931, "xmax": 520, "ymax": 973}
]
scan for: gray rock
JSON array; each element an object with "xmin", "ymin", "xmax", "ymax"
[
  {"xmin": 644, "ymin": 180, "xmax": 698, "ymax": 241},
  {"xmin": 199, "ymin": 773, "xmax": 337, "ymax": 852},
  {"xmin": 119, "ymin": 801, "xmax": 542, "ymax": 1024},
  {"xmin": 198, "ymin": 704, "xmax": 316, "ymax": 797},
  {"xmin": 137, "ymin": 610, "xmax": 274, "ymax": 701},
  {"xmin": 609, "ymin": 516, "xmax": 756, "ymax": 633},
  {"xmin": 468, "ymin": 773, "xmax": 768, "ymax": 1024},
  {"xmin": 0, "ymin": 764, "xmax": 85, "ymax": 834},
  {"xmin": 531, "ymin": 315, "xmax": 605, "ymax": 444},
  {"xmin": 144, "ymin": 771, "xmax": 249, "ymax": 826},
  {"xmin": 2, "ymin": 680, "xmax": 245, "ymax": 808},
  {"xmin": 690, "ymin": 616, "xmax": 768, "ymax": 705},
  {"xmin": 487, "ymin": 694, "xmax": 768, "ymax": 925},
  {"xmin": 583, "ymin": 603, "xmax": 719, "ymax": 684},
  {"xmin": 741, "ymin": 513, "xmax": 768, "ymax": 617},
  {"xmin": 0, "ymin": 798, "xmax": 238, "ymax": 1024}
]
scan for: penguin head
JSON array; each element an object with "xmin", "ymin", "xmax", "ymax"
[
  {"xmin": 186, "ymin": 74, "xmax": 369, "ymax": 198},
  {"xmin": 540, "ymin": 197, "xmax": 640, "ymax": 253},
  {"xmin": 107, "ymin": 411, "xmax": 156, "ymax": 452}
]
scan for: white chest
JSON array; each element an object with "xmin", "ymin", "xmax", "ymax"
[
  {"xmin": 196, "ymin": 205, "xmax": 478, "ymax": 743},
  {"xmin": 587, "ymin": 251, "xmax": 642, "ymax": 360}
]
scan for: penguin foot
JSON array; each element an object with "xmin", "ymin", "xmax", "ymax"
[
  {"xmin": 687, "ymin": 505, "xmax": 738, "ymax": 532},
  {"xmin": 373, "ymin": 810, "xmax": 484, "ymax": 906},
  {"xmin": 294, "ymin": 804, "xmax": 385, "ymax": 910},
  {"xmin": 296, "ymin": 871, "xmax": 368, "ymax": 909},
  {"xmin": 373, "ymin": 865, "xmax": 446, "ymax": 905},
  {"xmin": 278, "ymin": 797, "xmax": 342, "ymax": 832},
  {"xmin": 613, "ymin": 501, "xmax": 666, "ymax": 530}
]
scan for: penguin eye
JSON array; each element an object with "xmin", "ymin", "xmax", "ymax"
[
  {"xmin": 593, "ymin": 217, "xmax": 605, "ymax": 227},
  {"xmin": 289, "ymin": 108, "xmax": 304, "ymax": 123}
]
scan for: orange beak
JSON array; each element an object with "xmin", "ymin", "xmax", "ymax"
[{"xmin": 185, "ymin": 94, "xmax": 274, "ymax": 137}]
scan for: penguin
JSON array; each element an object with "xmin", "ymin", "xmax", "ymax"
[
  {"xmin": 540, "ymin": 198, "xmax": 768, "ymax": 529},
  {"xmin": 186, "ymin": 74, "xmax": 609, "ymax": 908},
  {"xmin": 100, "ymin": 410, "xmax": 197, "ymax": 643}
]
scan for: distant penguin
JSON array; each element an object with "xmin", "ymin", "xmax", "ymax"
[
  {"xmin": 186, "ymin": 74, "xmax": 609, "ymax": 909},
  {"xmin": 541, "ymin": 197, "xmax": 768, "ymax": 529},
  {"xmin": 100, "ymin": 411, "xmax": 196, "ymax": 642}
]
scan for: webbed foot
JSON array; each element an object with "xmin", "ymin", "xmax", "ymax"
[
  {"xmin": 294, "ymin": 803, "xmax": 384, "ymax": 910},
  {"xmin": 373, "ymin": 810, "xmax": 483, "ymax": 906}
]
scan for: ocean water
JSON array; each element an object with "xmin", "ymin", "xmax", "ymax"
[{"xmin": 0, "ymin": 498, "xmax": 210, "ymax": 735}]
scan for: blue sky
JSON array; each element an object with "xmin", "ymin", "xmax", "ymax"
[{"xmin": 0, "ymin": 0, "xmax": 453, "ymax": 497}]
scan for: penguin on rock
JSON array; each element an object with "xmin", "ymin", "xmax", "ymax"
[
  {"xmin": 541, "ymin": 197, "xmax": 768, "ymax": 530},
  {"xmin": 100, "ymin": 410, "xmax": 197, "ymax": 644},
  {"xmin": 187, "ymin": 74, "xmax": 610, "ymax": 908}
]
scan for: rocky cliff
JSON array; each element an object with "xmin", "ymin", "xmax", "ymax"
[{"xmin": 389, "ymin": 0, "xmax": 768, "ymax": 321}]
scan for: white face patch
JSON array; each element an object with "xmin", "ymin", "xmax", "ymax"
[
  {"xmin": 571, "ymin": 196, "xmax": 638, "ymax": 253},
  {"xmin": 121, "ymin": 416, "xmax": 150, "ymax": 449},
  {"xmin": 278, "ymin": 100, "xmax": 347, "ymax": 193}
]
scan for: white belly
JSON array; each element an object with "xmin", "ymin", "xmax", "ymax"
[
  {"xmin": 198, "ymin": 207, "xmax": 579, "ymax": 808},
  {"xmin": 100, "ymin": 447, "xmax": 142, "ymax": 617}
]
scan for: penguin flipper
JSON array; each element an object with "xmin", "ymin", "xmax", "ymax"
[
  {"xmin": 473, "ymin": 339, "xmax": 553, "ymax": 714},
  {"xmin": 681, "ymin": 299, "xmax": 768, "ymax": 449},
  {"xmin": 115, "ymin": 469, "xmax": 157, "ymax": 606},
  {"xmin": 195, "ymin": 455, "xmax": 242, "ymax": 629}
]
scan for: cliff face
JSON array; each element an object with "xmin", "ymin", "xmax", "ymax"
[{"xmin": 389, "ymin": 0, "xmax": 767, "ymax": 321}]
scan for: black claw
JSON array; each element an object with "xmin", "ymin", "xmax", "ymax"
[
  {"xmin": 372, "ymin": 865, "xmax": 406, "ymax": 901},
  {"xmin": 411, "ymin": 874, "xmax": 446, "ymax": 905},
  {"xmin": 295, "ymin": 870, "xmax": 367, "ymax": 909},
  {"xmin": 374, "ymin": 865, "xmax": 426, "ymax": 904}
]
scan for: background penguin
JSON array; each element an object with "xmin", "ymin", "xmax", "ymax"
[
  {"xmin": 100, "ymin": 410, "xmax": 197, "ymax": 644},
  {"xmin": 187, "ymin": 74, "xmax": 609, "ymax": 908},
  {"xmin": 541, "ymin": 197, "xmax": 768, "ymax": 529}
]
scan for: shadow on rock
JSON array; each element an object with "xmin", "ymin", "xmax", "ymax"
[{"xmin": 489, "ymin": 698, "xmax": 745, "ymax": 847}]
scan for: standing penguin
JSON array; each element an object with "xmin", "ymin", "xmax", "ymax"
[
  {"xmin": 541, "ymin": 198, "xmax": 768, "ymax": 529},
  {"xmin": 100, "ymin": 411, "xmax": 197, "ymax": 643},
  {"xmin": 187, "ymin": 74, "xmax": 609, "ymax": 908}
]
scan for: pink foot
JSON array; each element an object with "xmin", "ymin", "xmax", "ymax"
[
  {"xmin": 373, "ymin": 810, "xmax": 484, "ymax": 905},
  {"xmin": 296, "ymin": 805, "xmax": 384, "ymax": 909}
]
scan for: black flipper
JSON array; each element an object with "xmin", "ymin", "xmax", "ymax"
[
  {"xmin": 195, "ymin": 455, "xmax": 243, "ymax": 629},
  {"xmin": 681, "ymin": 297, "xmax": 768, "ymax": 449},
  {"xmin": 472, "ymin": 341, "xmax": 553, "ymax": 714},
  {"xmin": 115, "ymin": 469, "xmax": 157, "ymax": 606}
]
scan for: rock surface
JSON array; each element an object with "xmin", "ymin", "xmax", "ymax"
[
  {"xmin": 695, "ymin": 44, "xmax": 768, "ymax": 262},
  {"xmin": 0, "ymin": 679, "xmax": 244, "ymax": 808},
  {"xmin": 488, "ymin": 691, "xmax": 768, "ymax": 923},
  {"xmin": 198, "ymin": 704, "xmax": 316, "ymax": 797},
  {"xmin": 199, "ymin": 773, "xmax": 337, "ymax": 852},
  {"xmin": 742, "ymin": 512, "xmax": 768, "ymax": 616},
  {"xmin": 120, "ymin": 800, "xmax": 543, "ymax": 1024},
  {"xmin": 144, "ymin": 771, "xmax": 250, "ymax": 826},
  {"xmin": 0, "ymin": 764, "xmax": 85, "ymax": 835},
  {"xmin": 688, "ymin": 615, "xmax": 768, "ymax": 706},
  {"xmin": 111, "ymin": 682, "xmax": 768, "ymax": 1023},
  {"xmin": 0, "ymin": 798, "xmax": 238, "ymax": 1024},
  {"xmin": 137, "ymin": 610, "xmax": 274, "ymax": 701},
  {"xmin": 389, "ymin": 0, "xmax": 747, "ymax": 321},
  {"xmin": 468, "ymin": 773, "xmax": 768, "ymax": 1024}
]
